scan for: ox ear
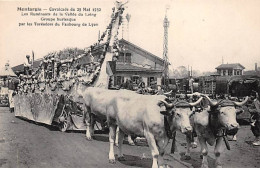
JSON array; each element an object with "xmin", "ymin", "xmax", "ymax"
[
  {"xmin": 159, "ymin": 100, "xmax": 175, "ymax": 109},
  {"xmin": 160, "ymin": 111, "xmax": 170, "ymax": 116},
  {"xmin": 236, "ymin": 108, "xmax": 244, "ymax": 115},
  {"xmin": 157, "ymin": 101, "xmax": 165, "ymax": 107},
  {"xmin": 160, "ymin": 107, "xmax": 176, "ymax": 116},
  {"xmin": 159, "ymin": 100, "xmax": 175, "ymax": 116}
]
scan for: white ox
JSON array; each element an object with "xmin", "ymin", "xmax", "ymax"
[
  {"xmin": 183, "ymin": 95, "xmax": 248, "ymax": 168},
  {"xmin": 71, "ymin": 84, "xmax": 203, "ymax": 167}
]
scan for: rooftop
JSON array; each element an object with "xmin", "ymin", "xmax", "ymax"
[
  {"xmin": 119, "ymin": 39, "xmax": 165, "ymax": 64},
  {"xmin": 215, "ymin": 63, "xmax": 245, "ymax": 70},
  {"xmin": 116, "ymin": 63, "xmax": 162, "ymax": 73},
  {"xmin": 0, "ymin": 63, "xmax": 17, "ymax": 77}
]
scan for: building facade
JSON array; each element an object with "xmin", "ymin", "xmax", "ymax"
[
  {"xmin": 216, "ymin": 63, "xmax": 245, "ymax": 76},
  {"xmin": 114, "ymin": 39, "xmax": 164, "ymax": 88},
  {"xmin": 198, "ymin": 75, "xmax": 217, "ymax": 95}
]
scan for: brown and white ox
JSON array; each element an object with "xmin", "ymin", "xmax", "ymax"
[
  {"xmin": 183, "ymin": 95, "xmax": 248, "ymax": 168},
  {"xmin": 70, "ymin": 84, "xmax": 203, "ymax": 167}
]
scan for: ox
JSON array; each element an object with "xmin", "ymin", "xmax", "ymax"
[
  {"xmin": 183, "ymin": 95, "xmax": 248, "ymax": 168},
  {"xmin": 71, "ymin": 84, "xmax": 203, "ymax": 167}
]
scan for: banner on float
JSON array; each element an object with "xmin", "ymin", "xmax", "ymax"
[{"xmin": 14, "ymin": 93, "xmax": 59, "ymax": 125}]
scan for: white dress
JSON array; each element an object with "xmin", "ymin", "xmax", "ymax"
[{"xmin": 8, "ymin": 90, "xmax": 14, "ymax": 108}]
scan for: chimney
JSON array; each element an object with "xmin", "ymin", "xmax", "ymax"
[{"xmin": 255, "ymin": 63, "xmax": 258, "ymax": 71}]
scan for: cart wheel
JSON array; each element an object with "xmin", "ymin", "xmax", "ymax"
[{"xmin": 59, "ymin": 115, "xmax": 71, "ymax": 132}]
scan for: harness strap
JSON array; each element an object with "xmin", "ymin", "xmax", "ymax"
[
  {"xmin": 164, "ymin": 115, "xmax": 173, "ymax": 139},
  {"xmin": 209, "ymin": 110, "xmax": 231, "ymax": 150},
  {"xmin": 222, "ymin": 129, "xmax": 231, "ymax": 150},
  {"xmin": 209, "ymin": 110, "xmax": 221, "ymax": 137}
]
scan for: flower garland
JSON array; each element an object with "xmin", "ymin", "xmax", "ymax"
[{"xmin": 17, "ymin": 4, "xmax": 125, "ymax": 94}]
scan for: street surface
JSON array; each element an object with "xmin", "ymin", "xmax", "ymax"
[{"xmin": 0, "ymin": 107, "xmax": 259, "ymax": 168}]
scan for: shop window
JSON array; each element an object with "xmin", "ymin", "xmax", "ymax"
[
  {"xmin": 125, "ymin": 53, "xmax": 132, "ymax": 63},
  {"xmin": 132, "ymin": 75, "xmax": 140, "ymax": 85},
  {"xmin": 117, "ymin": 53, "xmax": 124, "ymax": 63},
  {"xmin": 117, "ymin": 53, "xmax": 131, "ymax": 63},
  {"xmin": 148, "ymin": 77, "xmax": 156, "ymax": 86}
]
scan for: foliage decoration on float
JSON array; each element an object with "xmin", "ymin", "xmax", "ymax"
[{"xmin": 17, "ymin": 5, "xmax": 125, "ymax": 94}]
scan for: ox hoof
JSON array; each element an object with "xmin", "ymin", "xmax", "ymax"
[
  {"xmin": 164, "ymin": 164, "xmax": 171, "ymax": 168},
  {"xmin": 216, "ymin": 165, "xmax": 222, "ymax": 168},
  {"xmin": 109, "ymin": 159, "xmax": 116, "ymax": 164},
  {"xmin": 118, "ymin": 156, "xmax": 126, "ymax": 161},
  {"xmin": 184, "ymin": 155, "xmax": 191, "ymax": 160},
  {"xmin": 201, "ymin": 163, "xmax": 209, "ymax": 168},
  {"xmin": 201, "ymin": 164, "xmax": 208, "ymax": 168},
  {"xmin": 114, "ymin": 143, "xmax": 119, "ymax": 147},
  {"xmin": 215, "ymin": 163, "xmax": 222, "ymax": 168},
  {"xmin": 191, "ymin": 142, "xmax": 197, "ymax": 148},
  {"xmin": 129, "ymin": 142, "xmax": 135, "ymax": 146},
  {"xmin": 86, "ymin": 137, "xmax": 92, "ymax": 141}
]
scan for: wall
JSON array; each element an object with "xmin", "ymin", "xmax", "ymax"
[
  {"xmin": 120, "ymin": 41, "xmax": 164, "ymax": 70},
  {"xmin": 114, "ymin": 71, "xmax": 162, "ymax": 87}
]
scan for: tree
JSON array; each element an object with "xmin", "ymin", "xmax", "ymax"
[{"xmin": 169, "ymin": 66, "xmax": 188, "ymax": 78}]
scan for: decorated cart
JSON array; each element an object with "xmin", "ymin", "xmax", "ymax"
[{"xmin": 14, "ymin": 1, "xmax": 127, "ymax": 132}]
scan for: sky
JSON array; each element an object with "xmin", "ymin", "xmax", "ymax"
[{"xmin": 0, "ymin": 0, "xmax": 260, "ymax": 72}]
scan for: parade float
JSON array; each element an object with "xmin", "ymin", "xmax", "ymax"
[{"xmin": 14, "ymin": 1, "xmax": 127, "ymax": 131}]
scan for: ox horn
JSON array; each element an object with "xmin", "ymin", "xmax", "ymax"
[
  {"xmin": 233, "ymin": 96, "xmax": 249, "ymax": 106},
  {"xmin": 160, "ymin": 100, "xmax": 174, "ymax": 108},
  {"xmin": 164, "ymin": 90, "xmax": 173, "ymax": 95},
  {"xmin": 189, "ymin": 97, "xmax": 203, "ymax": 106},
  {"xmin": 187, "ymin": 92, "xmax": 201, "ymax": 97},
  {"xmin": 202, "ymin": 95, "xmax": 218, "ymax": 107}
]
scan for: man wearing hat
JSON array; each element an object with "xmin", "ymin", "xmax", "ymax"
[
  {"xmin": 24, "ymin": 55, "xmax": 32, "ymax": 76},
  {"xmin": 248, "ymin": 91, "xmax": 260, "ymax": 146}
]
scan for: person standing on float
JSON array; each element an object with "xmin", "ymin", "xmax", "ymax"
[{"xmin": 23, "ymin": 55, "xmax": 31, "ymax": 76}]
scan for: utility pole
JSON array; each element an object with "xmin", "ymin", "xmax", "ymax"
[
  {"xmin": 162, "ymin": 5, "xmax": 170, "ymax": 86},
  {"xmin": 126, "ymin": 13, "xmax": 131, "ymax": 41}
]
